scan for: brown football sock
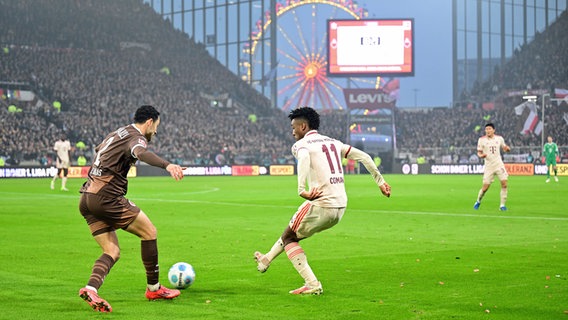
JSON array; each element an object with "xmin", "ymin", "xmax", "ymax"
[
  {"xmin": 87, "ymin": 253, "xmax": 116, "ymax": 290},
  {"xmin": 142, "ymin": 239, "xmax": 159, "ymax": 285}
]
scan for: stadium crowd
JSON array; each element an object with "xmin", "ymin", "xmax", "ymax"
[
  {"xmin": 0, "ymin": 0, "xmax": 293, "ymax": 166},
  {"xmin": 1, "ymin": 0, "xmax": 567, "ymax": 168}
]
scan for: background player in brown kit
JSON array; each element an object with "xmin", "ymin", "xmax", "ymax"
[{"xmin": 78, "ymin": 105, "xmax": 185, "ymax": 312}]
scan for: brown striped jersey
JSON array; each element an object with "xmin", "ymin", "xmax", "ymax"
[{"xmin": 80, "ymin": 124, "xmax": 149, "ymax": 197}]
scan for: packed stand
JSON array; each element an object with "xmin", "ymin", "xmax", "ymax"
[
  {"xmin": 466, "ymin": 10, "xmax": 568, "ymax": 104},
  {"xmin": 1, "ymin": 0, "xmax": 566, "ymax": 168},
  {"xmin": 0, "ymin": 0, "xmax": 293, "ymax": 166}
]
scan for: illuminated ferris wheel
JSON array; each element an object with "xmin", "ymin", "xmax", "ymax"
[{"xmin": 241, "ymin": 0, "xmax": 380, "ymax": 111}]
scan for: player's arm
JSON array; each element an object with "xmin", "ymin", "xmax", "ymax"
[
  {"xmin": 296, "ymin": 147, "xmax": 322, "ymax": 200},
  {"xmin": 344, "ymin": 146, "xmax": 390, "ymax": 198},
  {"xmin": 477, "ymin": 140, "xmax": 486, "ymax": 158},
  {"xmin": 53, "ymin": 144, "xmax": 61, "ymax": 161},
  {"xmin": 134, "ymin": 148, "xmax": 185, "ymax": 181},
  {"xmin": 502, "ymin": 140, "xmax": 511, "ymax": 153}
]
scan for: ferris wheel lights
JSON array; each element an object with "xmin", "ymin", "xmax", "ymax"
[{"xmin": 243, "ymin": 0, "xmax": 369, "ymax": 110}]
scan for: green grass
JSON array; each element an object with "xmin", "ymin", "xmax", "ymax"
[{"xmin": 0, "ymin": 174, "xmax": 566, "ymax": 319}]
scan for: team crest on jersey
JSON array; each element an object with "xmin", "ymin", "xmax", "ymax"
[
  {"xmin": 292, "ymin": 144, "xmax": 299, "ymax": 156},
  {"xmin": 138, "ymin": 138, "xmax": 147, "ymax": 148}
]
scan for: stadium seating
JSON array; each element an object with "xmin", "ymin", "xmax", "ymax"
[{"xmin": 0, "ymin": 1, "xmax": 566, "ymax": 167}]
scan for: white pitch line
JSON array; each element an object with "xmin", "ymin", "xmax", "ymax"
[
  {"xmin": 0, "ymin": 187, "xmax": 220, "ymax": 198},
  {"xmin": 1, "ymin": 191, "xmax": 567, "ymax": 222},
  {"xmin": 353, "ymin": 209, "xmax": 568, "ymax": 221},
  {"xmin": 132, "ymin": 197, "xmax": 568, "ymax": 221}
]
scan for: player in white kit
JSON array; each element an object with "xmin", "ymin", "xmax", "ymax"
[
  {"xmin": 254, "ymin": 107, "xmax": 391, "ymax": 295},
  {"xmin": 51, "ymin": 134, "xmax": 72, "ymax": 191},
  {"xmin": 473, "ymin": 123, "xmax": 510, "ymax": 211}
]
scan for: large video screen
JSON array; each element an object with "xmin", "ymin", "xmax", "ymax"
[
  {"xmin": 349, "ymin": 108, "xmax": 394, "ymax": 154},
  {"xmin": 327, "ymin": 19, "xmax": 414, "ymax": 76}
]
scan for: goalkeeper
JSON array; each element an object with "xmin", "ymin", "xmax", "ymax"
[{"xmin": 543, "ymin": 136, "xmax": 559, "ymax": 183}]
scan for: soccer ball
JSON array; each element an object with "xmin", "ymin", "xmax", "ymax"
[{"xmin": 168, "ymin": 262, "xmax": 195, "ymax": 289}]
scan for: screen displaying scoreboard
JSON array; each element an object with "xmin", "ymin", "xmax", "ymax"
[{"xmin": 327, "ymin": 19, "xmax": 414, "ymax": 76}]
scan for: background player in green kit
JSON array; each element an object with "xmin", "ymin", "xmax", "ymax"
[{"xmin": 543, "ymin": 136, "xmax": 559, "ymax": 183}]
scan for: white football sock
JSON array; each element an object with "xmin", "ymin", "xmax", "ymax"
[
  {"xmin": 500, "ymin": 187, "xmax": 507, "ymax": 207},
  {"xmin": 285, "ymin": 242, "xmax": 318, "ymax": 287},
  {"xmin": 85, "ymin": 285, "xmax": 97, "ymax": 293},
  {"xmin": 476, "ymin": 189, "xmax": 485, "ymax": 202},
  {"xmin": 147, "ymin": 282, "xmax": 160, "ymax": 291},
  {"xmin": 265, "ymin": 238, "xmax": 284, "ymax": 262}
]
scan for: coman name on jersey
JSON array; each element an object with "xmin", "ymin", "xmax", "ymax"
[{"xmin": 330, "ymin": 176, "xmax": 344, "ymax": 184}]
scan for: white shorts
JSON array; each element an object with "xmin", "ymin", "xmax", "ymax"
[
  {"xmin": 56, "ymin": 158, "xmax": 70, "ymax": 169},
  {"xmin": 482, "ymin": 165, "xmax": 508, "ymax": 185},
  {"xmin": 289, "ymin": 200, "xmax": 345, "ymax": 239}
]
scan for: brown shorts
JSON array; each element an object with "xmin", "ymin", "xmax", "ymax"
[{"xmin": 79, "ymin": 193, "xmax": 141, "ymax": 236}]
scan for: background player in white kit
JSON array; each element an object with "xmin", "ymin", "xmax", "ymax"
[
  {"xmin": 254, "ymin": 107, "xmax": 391, "ymax": 295},
  {"xmin": 51, "ymin": 134, "xmax": 72, "ymax": 191},
  {"xmin": 473, "ymin": 123, "xmax": 511, "ymax": 211}
]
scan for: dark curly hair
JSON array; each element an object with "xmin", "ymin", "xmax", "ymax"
[
  {"xmin": 288, "ymin": 106, "xmax": 320, "ymax": 130},
  {"xmin": 134, "ymin": 105, "xmax": 160, "ymax": 123}
]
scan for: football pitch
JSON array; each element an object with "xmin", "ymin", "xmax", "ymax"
[{"xmin": 0, "ymin": 174, "xmax": 566, "ymax": 319}]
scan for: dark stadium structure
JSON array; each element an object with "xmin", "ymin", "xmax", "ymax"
[{"xmin": 1, "ymin": 0, "xmax": 567, "ymax": 172}]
